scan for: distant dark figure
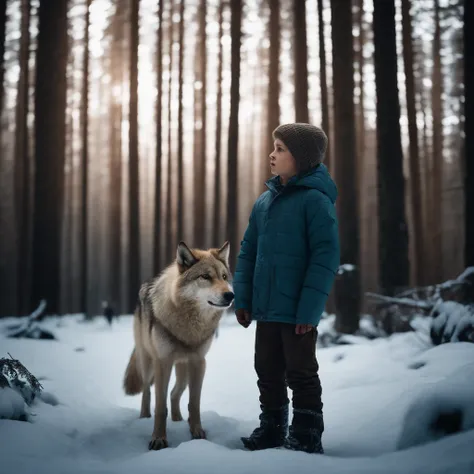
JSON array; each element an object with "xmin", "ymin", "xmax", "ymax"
[{"xmin": 102, "ymin": 301, "xmax": 116, "ymax": 326}]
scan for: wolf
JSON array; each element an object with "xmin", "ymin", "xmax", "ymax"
[{"xmin": 123, "ymin": 241, "xmax": 234, "ymax": 450}]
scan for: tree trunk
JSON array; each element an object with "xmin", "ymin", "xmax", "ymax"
[
  {"xmin": 227, "ymin": 0, "xmax": 242, "ymax": 271},
  {"xmin": 245, "ymin": 54, "xmax": 258, "ymax": 216},
  {"xmin": 354, "ymin": 0, "xmax": 365, "ymax": 181},
  {"xmin": 465, "ymin": 0, "xmax": 474, "ymax": 268},
  {"xmin": 109, "ymin": 0, "xmax": 125, "ymax": 310},
  {"xmin": 176, "ymin": 0, "xmax": 185, "ymax": 243},
  {"xmin": 64, "ymin": 106, "xmax": 74, "ymax": 312},
  {"xmin": 32, "ymin": 0, "xmax": 69, "ymax": 314},
  {"xmin": 213, "ymin": 1, "xmax": 224, "ymax": 247},
  {"xmin": 293, "ymin": 0, "xmax": 308, "ymax": 122},
  {"xmin": 0, "ymin": 3, "xmax": 16, "ymax": 316},
  {"xmin": 330, "ymin": 0, "xmax": 360, "ymax": 333},
  {"xmin": 14, "ymin": 0, "xmax": 31, "ymax": 316},
  {"xmin": 128, "ymin": 0, "xmax": 140, "ymax": 311},
  {"xmin": 373, "ymin": 0, "xmax": 409, "ymax": 295},
  {"xmin": 431, "ymin": 0, "xmax": 443, "ymax": 283},
  {"xmin": 264, "ymin": 0, "xmax": 280, "ymax": 186},
  {"xmin": 0, "ymin": 0, "xmax": 6, "ymax": 121},
  {"xmin": 81, "ymin": 0, "xmax": 91, "ymax": 317},
  {"xmin": 256, "ymin": 35, "xmax": 268, "ymax": 197},
  {"xmin": 402, "ymin": 0, "xmax": 423, "ymax": 286},
  {"xmin": 63, "ymin": 30, "xmax": 76, "ymax": 313},
  {"xmin": 317, "ymin": 0, "xmax": 330, "ymax": 169},
  {"xmin": 415, "ymin": 41, "xmax": 433, "ymax": 283},
  {"xmin": 154, "ymin": 0, "xmax": 163, "ymax": 274},
  {"xmin": 193, "ymin": 0, "xmax": 207, "ymax": 248},
  {"xmin": 165, "ymin": 2, "xmax": 174, "ymax": 263},
  {"xmin": 349, "ymin": 0, "xmax": 365, "ymax": 316}
]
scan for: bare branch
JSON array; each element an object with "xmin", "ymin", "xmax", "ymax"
[{"xmin": 365, "ymin": 292, "xmax": 434, "ymax": 311}]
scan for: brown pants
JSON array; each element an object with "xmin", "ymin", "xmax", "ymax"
[{"xmin": 255, "ymin": 322, "xmax": 323, "ymax": 412}]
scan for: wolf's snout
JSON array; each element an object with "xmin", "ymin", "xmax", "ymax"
[
  {"xmin": 223, "ymin": 291, "xmax": 235, "ymax": 303},
  {"xmin": 207, "ymin": 291, "xmax": 234, "ymax": 308}
]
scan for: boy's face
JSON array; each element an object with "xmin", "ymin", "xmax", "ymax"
[{"xmin": 269, "ymin": 139, "xmax": 298, "ymax": 180}]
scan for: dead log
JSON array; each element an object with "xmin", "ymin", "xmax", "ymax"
[{"xmin": 6, "ymin": 300, "xmax": 56, "ymax": 340}]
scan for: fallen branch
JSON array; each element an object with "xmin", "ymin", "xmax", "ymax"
[
  {"xmin": 6, "ymin": 300, "xmax": 56, "ymax": 340},
  {"xmin": 392, "ymin": 267, "xmax": 473, "ymax": 301},
  {"xmin": 365, "ymin": 292, "xmax": 434, "ymax": 311},
  {"xmin": 7, "ymin": 300, "xmax": 47, "ymax": 336}
]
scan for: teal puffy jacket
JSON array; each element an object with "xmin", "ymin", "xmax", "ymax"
[{"xmin": 233, "ymin": 164, "xmax": 340, "ymax": 326}]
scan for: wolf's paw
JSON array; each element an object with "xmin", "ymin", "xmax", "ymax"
[
  {"xmin": 139, "ymin": 412, "xmax": 151, "ymax": 419},
  {"xmin": 148, "ymin": 436, "xmax": 168, "ymax": 450},
  {"xmin": 190, "ymin": 426, "xmax": 206, "ymax": 440},
  {"xmin": 171, "ymin": 410, "xmax": 183, "ymax": 422}
]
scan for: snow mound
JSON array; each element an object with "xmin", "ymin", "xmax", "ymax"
[
  {"xmin": 38, "ymin": 390, "xmax": 60, "ymax": 406},
  {"xmin": 430, "ymin": 301, "xmax": 474, "ymax": 344},
  {"xmin": 317, "ymin": 314, "xmax": 385, "ymax": 348},
  {"xmin": 0, "ymin": 353, "xmax": 58, "ymax": 420},
  {"xmin": 0, "ymin": 386, "xmax": 28, "ymax": 421},
  {"xmin": 397, "ymin": 353, "xmax": 474, "ymax": 450}
]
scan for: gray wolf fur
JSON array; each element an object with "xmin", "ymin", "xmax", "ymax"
[{"xmin": 123, "ymin": 241, "xmax": 234, "ymax": 450}]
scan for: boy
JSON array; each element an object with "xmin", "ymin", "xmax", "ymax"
[{"xmin": 233, "ymin": 123, "xmax": 340, "ymax": 454}]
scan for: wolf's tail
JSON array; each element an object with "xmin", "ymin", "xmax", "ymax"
[{"xmin": 123, "ymin": 347, "xmax": 143, "ymax": 395}]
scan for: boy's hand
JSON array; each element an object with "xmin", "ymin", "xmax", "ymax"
[
  {"xmin": 235, "ymin": 309, "xmax": 251, "ymax": 328},
  {"xmin": 295, "ymin": 324, "xmax": 313, "ymax": 335}
]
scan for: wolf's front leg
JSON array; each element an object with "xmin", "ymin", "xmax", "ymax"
[
  {"xmin": 188, "ymin": 358, "xmax": 206, "ymax": 439},
  {"xmin": 170, "ymin": 361, "xmax": 188, "ymax": 421},
  {"xmin": 149, "ymin": 358, "xmax": 173, "ymax": 450}
]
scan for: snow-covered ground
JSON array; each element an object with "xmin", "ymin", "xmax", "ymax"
[{"xmin": 1, "ymin": 314, "xmax": 474, "ymax": 474}]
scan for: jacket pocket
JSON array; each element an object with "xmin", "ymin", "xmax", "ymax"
[{"xmin": 275, "ymin": 266, "xmax": 304, "ymax": 302}]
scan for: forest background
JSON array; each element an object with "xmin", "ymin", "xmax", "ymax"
[{"xmin": 0, "ymin": 0, "xmax": 472, "ymax": 334}]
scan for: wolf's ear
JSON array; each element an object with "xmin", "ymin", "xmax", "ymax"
[
  {"xmin": 177, "ymin": 242, "xmax": 198, "ymax": 270},
  {"xmin": 217, "ymin": 241, "xmax": 230, "ymax": 265}
]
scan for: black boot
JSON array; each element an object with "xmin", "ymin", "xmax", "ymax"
[
  {"xmin": 241, "ymin": 404, "xmax": 289, "ymax": 451},
  {"xmin": 284, "ymin": 409, "xmax": 324, "ymax": 454}
]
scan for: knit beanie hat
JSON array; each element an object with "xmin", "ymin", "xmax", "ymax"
[{"xmin": 272, "ymin": 123, "xmax": 328, "ymax": 173}]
